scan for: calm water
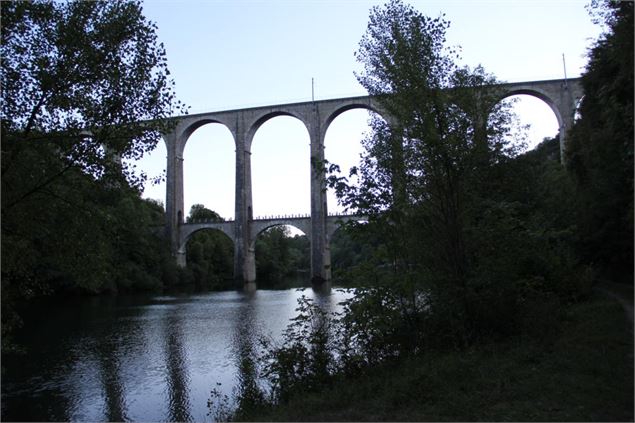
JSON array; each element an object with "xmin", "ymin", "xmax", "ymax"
[{"xmin": 1, "ymin": 287, "xmax": 350, "ymax": 422}]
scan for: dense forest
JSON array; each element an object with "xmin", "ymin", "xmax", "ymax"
[{"xmin": 1, "ymin": 1, "xmax": 632, "ymax": 417}]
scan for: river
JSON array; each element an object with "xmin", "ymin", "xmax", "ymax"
[{"xmin": 1, "ymin": 287, "xmax": 351, "ymax": 422}]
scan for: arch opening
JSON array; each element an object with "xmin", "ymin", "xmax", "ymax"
[
  {"xmin": 324, "ymin": 108, "xmax": 381, "ymax": 214},
  {"xmin": 491, "ymin": 94, "xmax": 560, "ymax": 154},
  {"xmin": 253, "ymin": 225, "xmax": 310, "ymax": 288},
  {"xmin": 182, "ymin": 123, "xmax": 235, "ymax": 220},
  {"xmin": 182, "ymin": 227, "xmax": 235, "ymax": 288},
  {"xmin": 251, "ymin": 115, "xmax": 310, "ymax": 217}
]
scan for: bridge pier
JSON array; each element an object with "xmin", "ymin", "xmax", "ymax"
[
  {"xmin": 176, "ymin": 249, "xmax": 186, "ymax": 268},
  {"xmin": 234, "ymin": 118, "xmax": 257, "ymax": 283},
  {"xmin": 164, "ymin": 131, "xmax": 185, "ymax": 263},
  {"xmin": 309, "ymin": 104, "xmax": 331, "ymax": 284}
]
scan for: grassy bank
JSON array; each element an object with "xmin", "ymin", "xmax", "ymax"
[{"xmin": 242, "ymin": 293, "xmax": 633, "ymax": 421}]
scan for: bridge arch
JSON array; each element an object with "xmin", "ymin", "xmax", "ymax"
[
  {"xmin": 323, "ymin": 108, "xmax": 382, "ymax": 214},
  {"xmin": 177, "ymin": 226, "xmax": 235, "ymax": 280},
  {"xmin": 494, "ymin": 88, "xmax": 564, "ymax": 135},
  {"xmin": 322, "ymin": 102, "xmax": 386, "ymax": 140},
  {"xmin": 246, "ymin": 110, "xmax": 310, "ymax": 149},
  {"xmin": 488, "ymin": 80, "xmax": 582, "ymax": 159},
  {"xmin": 250, "ymin": 220, "xmax": 312, "ymax": 242},
  {"xmin": 329, "ymin": 217, "xmax": 370, "ymax": 274},
  {"xmin": 250, "ymin": 115, "xmax": 311, "ymax": 217},
  {"xmin": 179, "ymin": 224, "xmax": 235, "ymax": 253},
  {"xmin": 326, "ymin": 215, "xmax": 368, "ymax": 240},
  {"xmin": 177, "ymin": 224, "xmax": 235, "ymax": 267},
  {"xmin": 250, "ymin": 224, "xmax": 311, "ymax": 282},
  {"xmin": 176, "ymin": 118, "xmax": 236, "ymax": 157},
  {"xmin": 181, "ymin": 123, "xmax": 236, "ymax": 220}
]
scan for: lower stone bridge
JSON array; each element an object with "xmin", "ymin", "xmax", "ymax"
[{"xmin": 177, "ymin": 213, "xmax": 366, "ymax": 281}]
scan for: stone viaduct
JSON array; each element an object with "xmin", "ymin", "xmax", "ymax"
[{"xmin": 161, "ymin": 78, "xmax": 582, "ymax": 284}]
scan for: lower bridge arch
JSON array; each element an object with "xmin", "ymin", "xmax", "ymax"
[
  {"xmin": 326, "ymin": 215, "xmax": 368, "ymax": 240},
  {"xmin": 178, "ymin": 222, "xmax": 235, "ymax": 255},
  {"xmin": 177, "ymin": 225, "xmax": 236, "ymax": 282},
  {"xmin": 250, "ymin": 218, "xmax": 312, "ymax": 242}
]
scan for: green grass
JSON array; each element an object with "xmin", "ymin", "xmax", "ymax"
[{"xmin": 241, "ymin": 294, "xmax": 633, "ymax": 421}]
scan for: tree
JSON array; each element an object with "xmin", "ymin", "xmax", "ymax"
[
  {"xmin": 1, "ymin": 0, "xmax": 186, "ymax": 207},
  {"xmin": 1, "ymin": 0, "xmax": 185, "ymax": 350},
  {"xmin": 566, "ymin": 0, "xmax": 633, "ymax": 284},
  {"xmin": 329, "ymin": 0, "xmax": 578, "ymax": 345},
  {"xmin": 186, "ymin": 204, "xmax": 224, "ymax": 223},
  {"xmin": 346, "ymin": 0, "xmax": 520, "ymax": 282}
]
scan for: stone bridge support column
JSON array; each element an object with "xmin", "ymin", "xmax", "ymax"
[
  {"xmin": 556, "ymin": 82, "xmax": 578, "ymax": 164},
  {"xmin": 234, "ymin": 122, "xmax": 256, "ymax": 283},
  {"xmin": 164, "ymin": 130, "xmax": 185, "ymax": 267},
  {"xmin": 309, "ymin": 106, "xmax": 331, "ymax": 284}
]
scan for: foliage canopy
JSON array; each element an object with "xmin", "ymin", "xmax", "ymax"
[
  {"xmin": 1, "ymin": 0, "xmax": 186, "ymax": 350},
  {"xmin": 567, "ymin": 0, "xmax": 633, "ymax": 283},
  {"xmin": 1, "ymin": 0, "xmax": 186, "ymax": 195}
]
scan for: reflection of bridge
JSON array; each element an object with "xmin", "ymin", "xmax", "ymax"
[{"xmin": 162, "ymin": 78, "xmax": 583, "ymax": 284}]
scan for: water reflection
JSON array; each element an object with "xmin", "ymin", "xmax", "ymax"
[
  {"xmin": 312, "ymin": 281, "xmax": 332, "ymax": 296},
  {"xmin": 164, "ymin": 305, "xmax": 192, "ymax": 422},
  {"xmin": 1, "ymin": 288, "xmax": 352, "ymax": 422},
  {"xmin": 97, "ymin": 335, "xmax": 128, "ymax": 422},
  {"xmin": 231, "ymin": 293, "xmax": 265, "ymax": 412}
]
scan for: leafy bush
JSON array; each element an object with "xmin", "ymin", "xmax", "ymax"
[{"xmin": 259, "ymin": 295, "xmax": 336, "ymax": 403}]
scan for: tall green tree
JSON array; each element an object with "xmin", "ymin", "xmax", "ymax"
[
  {"xmin": 1, "ymin": 1, "xmax": 185, "ymax": 349},
  {"xmin": 186, "ymin": 204, "xmax": 224, "ymax": 223},
  {"xmin": 1, "ymin": 0, "xmax": 186, "ymax": 203},
  {"xmin": 329, "ymin": 0, "xmax": 580, "ymax": 345},
  {"xmin": 346, "ymin": 0, "xmax": 520, "ymax": 283},
  {"xmin": 567, "ymin": 0, "xmax": 633, "ymax": 284}
]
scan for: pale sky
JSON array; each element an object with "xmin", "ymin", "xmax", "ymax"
[{"xmin": 136, "ymin": 0, "xmax": 602, "ymax": 220}]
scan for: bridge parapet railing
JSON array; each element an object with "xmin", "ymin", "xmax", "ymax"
[
  {"xmin": 183, "ymin": 212, "xmax": 364, "ymax": 224},
  {"xmin": 327, "ymin": 211, "xmax": 361, "ymax": 217},
  {"xmin": 185, "ymin": 218, "xmax": 235, "ymax": 225},
  {"xmin": 252, "ymin": 214, "xmax": 311, "ymax": 221},
  {"xmin": 251, "ymin": 212, "xmax": 362, "ymax": 221}
]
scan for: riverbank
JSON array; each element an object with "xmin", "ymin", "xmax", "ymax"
[{"xmin": 241, "ymin": 292, "xmax": 634, "ymax": 421}]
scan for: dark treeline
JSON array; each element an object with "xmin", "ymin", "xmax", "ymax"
[{"xmin": 567, "ymin": 0, "xmax": 633, "ymax": 284}]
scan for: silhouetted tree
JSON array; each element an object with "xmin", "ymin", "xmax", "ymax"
[
  {"xmin": 1, "ymin": 0, "xmax": 184, "ymax": 350},
  {"xmin": 567, "ymin": 0, "xmax": 633, "ymax": 284}
]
